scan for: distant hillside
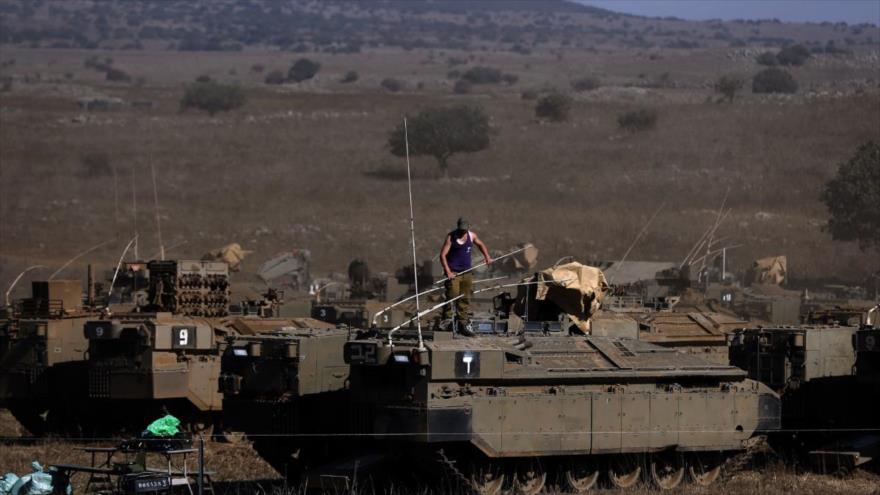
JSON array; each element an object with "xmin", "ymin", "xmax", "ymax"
[{"xmin": 0, "ymin": 0, "xmax": 876, "ymax": 53}]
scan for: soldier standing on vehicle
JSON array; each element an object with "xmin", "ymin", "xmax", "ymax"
[{"xmin": 440, "ymin": 218, "xmax": 492, "ymax": 335}]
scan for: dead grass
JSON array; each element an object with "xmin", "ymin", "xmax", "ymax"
[
  {"xmin": 1, "ymin": 409, "xmax": 878, "ymax": 494},
  {"xmin": 0, "ymin": 47, "xmax": 878, "ymax": 297}
]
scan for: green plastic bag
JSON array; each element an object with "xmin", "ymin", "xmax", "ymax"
[{"xmin": 145, "ymin": 414, "xmax": 181, "ymax": 437}]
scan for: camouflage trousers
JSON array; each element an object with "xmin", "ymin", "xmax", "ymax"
[{"xmin": 443, "ymin": 272, "xmax": 473, "ymax": 324}]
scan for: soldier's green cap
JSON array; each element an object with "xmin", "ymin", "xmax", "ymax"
[{"xmin": 457, "ymin": 218, "xmax": 469, "ymax": 230}]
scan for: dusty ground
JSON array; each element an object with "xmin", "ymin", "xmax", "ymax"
[{"xmin": 1, "ymin": 411, "xmax": 878, "ymax": 494}]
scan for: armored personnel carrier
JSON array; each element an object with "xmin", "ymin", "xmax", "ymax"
[
  {"xmin": 2, "ymin": 258, "xmax": 318, "ymax": 437},
  {"xmin": 728, "ymin": 323, "xmax": 879, "ymax": 473},
  {"xmin": 0, "ymin": 279, "xmax": 101, "ymax": 436},
  {"xmin": 219, "ymin": 323, "xmax": 349, "ymax": 476},
  {"xmin": 344, "ymin": 331, "xmax": 780, "ymax": 493},
  {"xmin": 83, "ymin": 309, "xmax": 329, "ymax": 437}
]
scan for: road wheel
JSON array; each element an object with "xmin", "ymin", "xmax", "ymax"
[
  {"xmin": 469, "ymin": 460, "xmax": 505, "ymax": 495},
  {"xmin": 687, "ymin": 452, "xmax": 723, "ymax": 486},
  {"xmin": 514, "ymin": 460, "xmax": 546, "ymax": 495},
  {"xmin": 607, "ymin": 455, "xmax": 642, "ymax": 489},
  {"xmin": 650, "ymin": 452, "xmax": 685, "ymax": 490},
  {"xmin": 563, "ymin": 458, "xmax": 599, "ymax": 493}
]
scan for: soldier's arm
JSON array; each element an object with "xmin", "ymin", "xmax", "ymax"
[
  {"xmin": 472, "ymin": 233, "xmax": 492, "ymax": 264},
  {"xmin": 440, "ymin": 235, "xmax": 454, "ymax": 278}
]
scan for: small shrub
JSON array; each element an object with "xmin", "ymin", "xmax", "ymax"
[
  {"xmin": 714, "ymin": 74, "xmax": 745, "ymax": 102},
  {"xmin": 381, "ymin": 78, "xmax": 404, "ymax": 92},
  {"xmin": 520, "ymin": 89, "xmax": 538, "ymax": 100},
  {"xmin": 617, "ymin": 108, "xmax": 658, "ymax": 132},
  {"xmin": 501, "ymin": 73, "xmax": 519, "ymax": 85},
  {"xmin": 180, "ymin": 81, "xmax": 246, "ymax": 116},
  {"xmin": 535, "ymin": 93, "xmax": 573, "ymax": 122},
  {"xmin": 777, "ymin": 44, "xmax": 811, "ymax": 66},
  {"xmin": 453, "ymin": 79, "xmax": 472, "ymax": 94},
  {"xmin": 250, "ymin": 64, "xmax": 265, "ymax": 73},
  {"xmin": 195, "ymin": 74, "xmax": 211, "ymax": 83},
  {"xmin": 752, "ymin": 67, "xmax": 798, "ymax": 94},
  {"xmin": 264, "ymin": 70, "xmax": 286, "ymax": 85},
  {"xmin": 340, "ymin": 70, "xmax": 358, "ymax": 83},
  {"xmin": 84, "ymin": 56, "xmax": 113, "ymax": 72},
  {"xmin": 755, "ymin": 51, "xmax": 779, "ymax": 66},
  {"xmin": 446, "ymin": 56, "xmax": 467, "ymax": 67},
  {"xmin": 288, "ymin": 58, "xmax": 320, "ymax": 82},
  {"xmin": 105, "ymin": 68, "xmax": 131, "ymax": 82},
  {"xmin": 1, "ymin": 76, "xmax": 12, "ymax": 92},
  {"xmin": 461, "ymin": 66, "xmax": 502, "ymax": 84},
  {"xmin": 571, "ymin": 76, "xmax": 601, "ymax": 92},
  {"xmin": 447, "ymin": 70, "xmax": 461, "ymax": 80}
]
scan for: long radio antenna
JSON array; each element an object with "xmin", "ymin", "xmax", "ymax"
[
  {"xmin": 49, "ymin": 240, "xmax": 113, "ymax": 280},
  {"xmin": 107, "ymin": 235, "xmax": 139, "ymax": 307},
  {"xmin": 403, "ymin": 117, "xmax": 424, "ymax": 350},
  {"xmin": 131, "ymin": 166, "xmax": 139, "ymax": 260},
  {"xmin": 150, "ymin": 154, "xmax": 165, "ymax": 260},
  {"xmin": 5, "ymin": 265, "xmax": 46, "ymax": 307}
]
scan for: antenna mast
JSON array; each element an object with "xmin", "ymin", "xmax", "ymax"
[
  {"xmin": 131, "ymin": 166, "xmax": 139, "ymax": 260},
  {"xmin": 150, "ymin": 156, "xmax": 165, "ymax": 260},
  {"xmin": 403, "ymin": 118, "xmax": 424, "ymax": 350}
]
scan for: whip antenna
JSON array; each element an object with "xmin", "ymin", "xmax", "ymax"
[
  {"xmin": 5, "ymin": 265, "xmax": 46, "ymax": 307},
  {"xmin": 150, "ymin": 157, "xmax": 164, "ymax": 260},
  {"xmin": 107, "ymin": 235, "xmax": 139, "ymax": 307},
  {"xmin": 131, "ymin": 166, "xmax": 139, "ymax": 260},
  {"xmin": 49, "ymin": 240, "xmax": 113, "ymax": 280},
  {"xmin": 403, "ymin": 117, "xmax": 424, "ymax": 350}
]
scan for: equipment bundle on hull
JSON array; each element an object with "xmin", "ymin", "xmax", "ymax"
[{"xmin": 147, "ymin": 260, "xmax": 230, "ymax": 317}]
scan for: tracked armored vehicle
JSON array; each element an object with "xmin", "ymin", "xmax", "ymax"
[
  {"xmin": 219, "ymin": 323, "xmax": 349, "ymax": 476},
  {"xmin": 728, "ymin": 323, "xmax": 879, "ymax": 473},
  {"xmin": 345, "ymin": 332, "xmax": 781, "ymax": 493},
  {"xmin": 0, "ymin": 279, "xmax": 101, "ymax": 436},
  {"xmin": 77, "ymin": 259, "xmax": 327, "ymax": 437},
  {"xmin": 83, "ymin": 311, "xmax": 329, "ymax": 437}
]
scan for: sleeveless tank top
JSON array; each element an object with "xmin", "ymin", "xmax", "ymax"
[{"xmin": 446, "ymin": 230, "xmax": 473, "ymax": 272}]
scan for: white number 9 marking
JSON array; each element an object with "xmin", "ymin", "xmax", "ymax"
[{"xmin": 178, "ymin": 329, "xmax": 189, "ymax": 346}]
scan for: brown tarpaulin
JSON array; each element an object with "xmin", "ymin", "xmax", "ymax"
[
  {"xmin": 750, "ymin": 255, "xmax": 787, "ymax": 285},
  {"xmin": 535, "ymin": 262, "xmax": 608, "ymax": 332},
  {"xmin": 203, "ymin": 243, "xmax": 251, "ymax": 272}
]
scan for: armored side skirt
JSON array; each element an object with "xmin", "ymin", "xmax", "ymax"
[{"xmin": 364, "ymin": 383, "xmax": 780, "ymax": 458}]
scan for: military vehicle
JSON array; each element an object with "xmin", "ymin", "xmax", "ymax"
[
  {"xmin": 81, "ymin": 259, "xmax": 330, "ymax": 436},
  {"xmin": 344, "ymin": 331, "xmax": 780, "ymax": 493},
  {"xmin": 0, "ymin": 278, "xmax": 100, "ymax": 435},
  {"xmin": 330, "ymin": 263, "xmax": 781, "ymax": 492},
  {"xmin": 219, "ymin": 323, "xmax": 349, "ymax": 476},
  {"xmin": 728, "ymin": 322, "xmax": 879, "ymax": 473}
]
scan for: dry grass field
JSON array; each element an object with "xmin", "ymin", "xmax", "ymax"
[
  {"xmin": 1, "ymin": 1, "xmax": 879, "ymax": 491},
  {"xmin": 1, "ymin": 43, "xmax": 878, "ymax": 294}
]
